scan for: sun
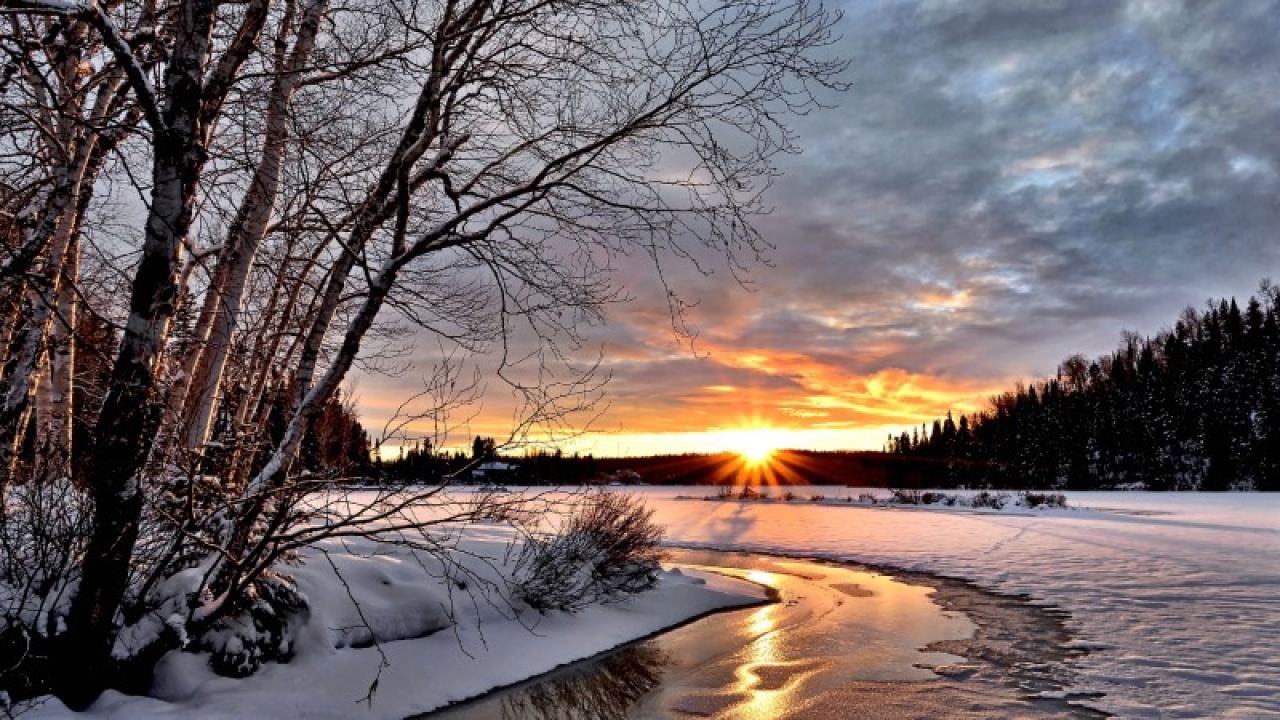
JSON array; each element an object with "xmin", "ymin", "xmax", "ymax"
[
  {"xmin": 737, "ymin": 443, "xmax": 775, "ymax": 464},
  {"xmin": 721, "ymin": 428, "xmax": 783, "ymax": 465}
]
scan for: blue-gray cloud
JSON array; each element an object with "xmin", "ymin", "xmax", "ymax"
[{"xmin": 734, "ymin": 0, "xmax": 1280, "ymax": 377}]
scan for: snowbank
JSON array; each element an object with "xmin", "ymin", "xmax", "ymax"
[{"xmin": 24, "ymin": 517, "xmax": 765, "ymax": 719}]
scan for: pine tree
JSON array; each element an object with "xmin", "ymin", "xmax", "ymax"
[{"xmin": 893, "ymin": 287, "xmax": 1279, "ymax": 491}]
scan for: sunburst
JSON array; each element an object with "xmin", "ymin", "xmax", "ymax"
[{"xmin": 720, "ymin": 428, "xmax": 785, "ymax": 466}]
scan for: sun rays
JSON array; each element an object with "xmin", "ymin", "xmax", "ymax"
[
  {"xmin": 718, "ymin": 428, "xmax": 786, "ymax": 466},
  {"xmin": 694, "ymin": 425, "xmax": 831, "ymax": 491}
]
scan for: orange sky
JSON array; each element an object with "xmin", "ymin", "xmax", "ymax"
[{"xmin": 354, "ymin": 340, "xmax": 1010, "ymax": 458}]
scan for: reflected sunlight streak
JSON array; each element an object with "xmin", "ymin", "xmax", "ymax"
[{"xmin": 733, "ymin": 604, "xmax": 819, "ymax": 720}]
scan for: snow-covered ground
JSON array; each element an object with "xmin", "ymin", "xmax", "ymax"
[
  {"xmin": 25, "ymin": 514, "xmax": 765, "ymax": 720},
  {"xmin": 641, "ymin": 487, "xmax": 1280, "ymax": 718},
  {"xmin": 22, "ymin": 487, "xmax": 1278, "ymax": 718}
]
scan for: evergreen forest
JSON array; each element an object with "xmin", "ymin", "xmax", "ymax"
[{"xmin": 890, "ymin": 284, "xmax": 1280, "ymax": 491}]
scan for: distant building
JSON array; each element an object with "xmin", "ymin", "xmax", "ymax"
[
  {"xmin": 470, "ymin": 461, "xmax": 518, "ymax": 483},
  {"xmin": 592, "ymin": 469, "xmax": 642, "ymax": 486}
]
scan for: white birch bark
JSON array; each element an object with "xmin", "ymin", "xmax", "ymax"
[
  {"xmin": 0, "ymin": 54, "xmax": 126, "ymax": 482},
  {"xmin": 162, "ymin": 253, "xmax": 229, "ymax": 432},
  {"xmin": 183, "ymin": 0, "xmax": 329, "ymax": 452},
  {"xmin": 35, "ymin": 234, "xmax": 77, "ymax": 479},
  {"xmin": 0, "ymin": 164, "xmax": 90, "ymax": 481}
]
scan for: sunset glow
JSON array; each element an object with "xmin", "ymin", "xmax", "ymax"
[
  {"xmin": 718, "ymin": 428, "xmax": 784, "ymax": 465},
  {"xmin": 357, "ymin": 357, "xmax": 1006, "ymax": 460}
]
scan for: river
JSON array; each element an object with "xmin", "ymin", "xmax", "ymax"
[{"xmin": 426, "ymin": 549, "xmax": 1103, "ymax": 719}]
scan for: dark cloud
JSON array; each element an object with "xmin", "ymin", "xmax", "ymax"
[{"xmin": 746, "ymin": 0, "xmax": 1280, "ymax": 373}]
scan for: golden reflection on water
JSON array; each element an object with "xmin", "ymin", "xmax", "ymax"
[
  {"xmin": 731, "ymin": 591, "xmax": 825, "ymax": 719},
  {"xmin": 677, "ymin": 558, "xmax": 974, "ymax": 718},
  {"xmin": 432, "ymin": 552, "xmax": 981, "ymax": 720},
  {"xmin": 734, "ymin": 657, "xmax": 824, "ymax": 719},
  {"xmin": 747, "ymin": 610, "xmax": 774, "ymax": 638}
]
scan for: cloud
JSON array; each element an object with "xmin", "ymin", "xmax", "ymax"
[{"xmin": 738, "ymin": 0, "xmax": 1280, "ymax": 368}]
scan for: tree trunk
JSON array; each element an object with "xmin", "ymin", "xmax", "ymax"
[
  {"xmin": 0, "ymin": 164, "xmax": 89, "ymax": 483},
  {"xmin": 36, "ymin": 234, "xmax": 77, "ymax": 480},
  {"xmin": 184, "ymin": 0, "xmax": 328, "ymax": 453},
  {"xmin": 58, "ymin": 1, "xmax": 220, "ymax": 706},
  {"xmin": 162, "ymin": 243, "xmax": 233, "ymax": 443}
]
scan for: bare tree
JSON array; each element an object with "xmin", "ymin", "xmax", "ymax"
[
  {"xmin": 0, "ymin": 6, "xmax": 135, "ymax": 483},
  {"xmin": 0, "ymin": 0, "xmax": 845, "ymax": 707}
]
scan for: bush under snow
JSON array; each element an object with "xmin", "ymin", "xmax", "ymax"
[{"xmin": 512, "ymin": 492, "xmax": 664, "ymax": 613}]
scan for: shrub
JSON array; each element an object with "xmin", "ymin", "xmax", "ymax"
[
  {"xmin": 201, "ymin": 574, "xmax": 307, "ymax": 678},
  {"xmin": 856, "ymin": 492, "xmax": 878, "ymax": 504},
  {"xmin": 971, "ymin": 491, "xmax": 1010, "ymax": 510},
  {"xmin": 0, "ymin": 479, "xmax": 89, "ymax": 701},
  {"xmin": 512, "ymin": 493, "xmax": 663, "ymax": 613},
  {"xmin": 1020, "ymin": 492, "xmax": 1068, "ymax": 509},
  {"xmin": 782, "ymin": 491, "xmax": 797, "ymax": 501},
  {"xmin": 809, "ymin": 494, "xmax": 826, "ymax": 502}
]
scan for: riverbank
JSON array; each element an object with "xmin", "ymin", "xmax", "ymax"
[
  {"xmin": 19, "ymin": 528, "xmax": 767, "ymax": 719},
  {"xmin": 432, "ymin": 549, "xmax": 1105, "ymax": 719}
]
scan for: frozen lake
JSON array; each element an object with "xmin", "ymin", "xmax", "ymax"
[
  {"xmin": 618, "ymin": 487, "xmax": 1279, "ymax": 718},
  {"xmin": 32, "ymin": 487, "xmax": 1274, "ymax": 719}
]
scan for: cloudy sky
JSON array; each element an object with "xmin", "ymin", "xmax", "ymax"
[{"xmin": 360, "ymin": 0, "xmax": 1280, "ymax": 456}]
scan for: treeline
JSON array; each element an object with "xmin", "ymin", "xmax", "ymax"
[
  {"xmin": 377, "ymin": 439, "xmax": 603, "ymax": 485},
  {"xmin": 375, "ymin": 438, "xmax": 475, "ymax": 484},
  {"xmin": 374, "ymin": 447, "xmax": 978, "ymax": 488},
  {"xmin": 893, "ymin": 284, "xmax": 1280, "ymax": 491}
]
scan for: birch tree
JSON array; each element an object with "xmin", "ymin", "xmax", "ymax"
[
  {"xmin": 0, "ymin": 0, "xmax": 845, "ymax": 707},
  {"xmin": 0, "ymin": 7, "xmax": 135, "ymax": 483}
]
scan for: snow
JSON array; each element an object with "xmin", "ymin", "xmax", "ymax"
[
  {"xmin": 25, "ymin": 516, "xmax": 764, "ymax": 720},
  {"xmin": 639, "ymin": 487, "xmax": 1280, "ymax": 718},
  {"xmin": 19, "ymin": 487, "xmax": 1279, "ymax": 718}
]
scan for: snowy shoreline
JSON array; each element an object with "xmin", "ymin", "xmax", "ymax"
[
  {"xmin": 17, "ymin": 487, "xmax": 1278, "ymax": 718},
  {"xmin": 23, "ymin": 536, "xmax": 768, "ymax": 719},
  {"xmin": 415, "ymin": 569, "xmax": 780, "ymax": 719}
]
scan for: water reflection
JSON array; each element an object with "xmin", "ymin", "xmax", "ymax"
[
  {"xmin": 639, "ymin": 552, "xmax": 979, "ymax": 719},
  {"xmin": 435, "ymin": 643, "xmax": 670, "ymax": 720},
  {"xmin": 430, "ymin": 552, "xmax": 984, "ymax": 719}
]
